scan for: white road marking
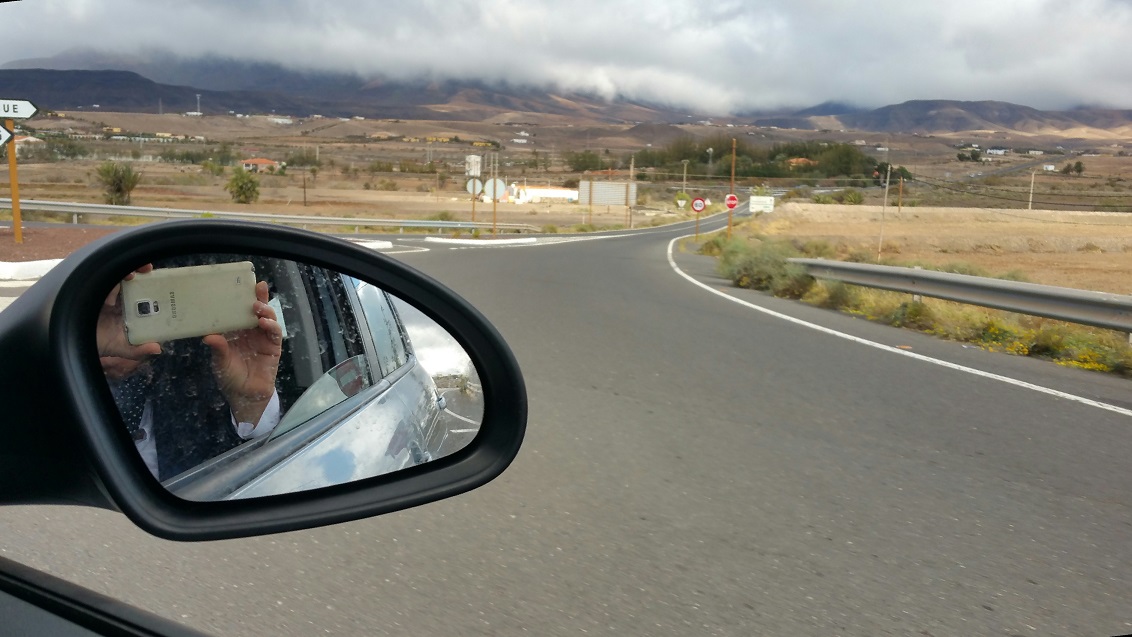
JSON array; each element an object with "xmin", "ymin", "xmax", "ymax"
[
  {"xmin": 444, "ymin": 409, "xmax": 480, "ymax": 426},
  {"xmin": 666, "ymin": 234, "xmax": 1132, "ymax": 419}
]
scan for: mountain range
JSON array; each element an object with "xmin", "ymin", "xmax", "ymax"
[{"xmin": 4, "ymin": 49, "xmax": 1132, "ymax": 136}]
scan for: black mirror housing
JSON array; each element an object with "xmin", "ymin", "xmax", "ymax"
[{"xmin": 0, "ymin": 220, "xmax": 526, "ymax": 540}]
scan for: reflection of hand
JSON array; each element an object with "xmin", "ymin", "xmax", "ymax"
[
  {"xmin": 204, "ymin": 280, "xmax": 283, "ymax": 425},
  {"xmin": 98, "ymin": 265, "xmax": 160, "ymax": 380}
]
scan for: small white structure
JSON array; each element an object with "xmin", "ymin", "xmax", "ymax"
[
  {"xmin": 12, "ymin": 135, "xmax": 43, "ymax": 157},
  {"xmin": 508, "ymin": 183, "xmax": 578, "ymax": 204},
  {"xmin": 1043, "ymin": 164, "xmax": 1057, "ymax": 171},
  {"xmin": 1028, "ymin": 150, "xmax": 1044, "ymax": 155},
  {"xmin": 986, "ymin": 148, "xmax": 1007, "ymax": 156}
]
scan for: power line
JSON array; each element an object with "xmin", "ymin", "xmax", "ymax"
[{"xmin": 906, "ymin": 175, "xmax": 1132, "ymax": 210}]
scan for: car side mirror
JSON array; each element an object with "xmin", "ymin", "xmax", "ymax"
[{"xmin": 0, "ymin": 220, "xmax": 526, "ymax": 540}]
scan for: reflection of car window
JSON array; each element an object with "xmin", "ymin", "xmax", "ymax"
[
  {"xmin": 273, "ymin": 267, "xmax": 374, "ymax": 435},
  {"xmin": 270, "ymin": 354, "xmax": 372, "ymax": 440},
  {"xmin": 354, "ymin": 281, "xmax": 409, "ymax": 377}
]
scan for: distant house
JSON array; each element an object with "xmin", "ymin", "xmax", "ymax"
[
  {"xmin": 240, "ymin": 158, "xmax": 280, "ymax": 173},
  {"xmin": 1028, "ymin": 150, "xmax": 1044, "ymax": 156},
  {"xmin": 13, "ymin": 135, "xmax": 43, "ymax": 157},
  {"xmin": 986, "ymin": 148, "xmax": 1007, "ymax": 156},
  {"xmin": 1043, "ymin": 164, "xmax": 1057, "ymax": 172}
]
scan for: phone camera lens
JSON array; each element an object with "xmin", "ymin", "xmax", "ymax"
[{"xmin": 137, "ymin": 301, "xmax": 152, "ymax": 316}]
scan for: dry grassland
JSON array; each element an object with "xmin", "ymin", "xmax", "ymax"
[{"xmin": 756, "ymin": 203, "xmax": 1132, "ymax": 294}]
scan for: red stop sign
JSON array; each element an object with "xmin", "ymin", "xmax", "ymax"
[{"xmin": 725, "ymin": 193, "xmax": 739, "ymax": 209}]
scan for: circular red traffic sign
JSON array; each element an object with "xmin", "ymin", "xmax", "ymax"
[
  {"xmin": 725, "ymin": 193, "xmax": 739, "ymax": 209},
  {"xmin": 691, "ymin": 197, "xmax": 706, "ymax": 213}
]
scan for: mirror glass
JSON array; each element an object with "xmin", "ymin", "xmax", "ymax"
[{"xmin": 96, "ymin": 254, "xmax": 482, "ymax": 501}]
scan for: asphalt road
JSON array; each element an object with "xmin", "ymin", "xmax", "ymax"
[{"xmin": 2, "ymin": 212, "xmax": 1132, "ymax": 635}]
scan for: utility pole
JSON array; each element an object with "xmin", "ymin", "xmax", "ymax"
[
  {"xmin": 730, "ymin": 138, "xmax": 736, "ymax": 196},
  {"xmin": 707, "ymin": 147, "xmax": 714, "ymax": 177},
  {"xmin": 626, "ymin": 155, "xmax": 634, "ymax": 228},
  {"xmin": 491, "ymin": 152, "xmax": 498, "ymax": 236},
  {"xmin": 681, "ymin": 159, "xmax": 689, "ymax": 196},
  {"xmin": 1028, "ymin": 170, "xmax": 1036, "ymax": 210},
  {"xmin": 195, "ymin": 94, "xmax": 201, "ymax": 114},
  {"xmin": 877, "ymin": 163, "xmax": 893, "ymax": 263}
]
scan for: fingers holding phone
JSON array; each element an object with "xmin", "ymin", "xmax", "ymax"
[{"xmin": 204, "ymin": 280, "xmax": 283, "ymax": 425}]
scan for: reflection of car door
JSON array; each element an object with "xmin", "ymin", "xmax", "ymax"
[{"xmin": 349, "ymin": 280, "xmax": 445, "ymax": 457}]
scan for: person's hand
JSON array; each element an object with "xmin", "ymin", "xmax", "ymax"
[
  {"xmin": 204, "ymin": 280, "xmax": 283, "ymax": 425},
  {"xmin": 98, "ymin": 265, "xmax": 160, "ymax": 380}
]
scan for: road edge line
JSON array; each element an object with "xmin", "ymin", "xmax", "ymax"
[{"xmin": 665, "ymin": 234, "xmax": 1132, "ymax": 419}]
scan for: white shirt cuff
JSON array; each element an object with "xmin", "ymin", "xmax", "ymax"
[{"xmin": 232, "ymin": 390, "xmax": 281, "ymax": 439}]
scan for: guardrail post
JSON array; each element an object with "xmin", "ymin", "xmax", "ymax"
[
  {"xmin": 72, "ymin": 213, "xmax": 78, "ymax": 225},
  {"xmin": 913, "ymin": 266, "xmax": 922, "ymax": 303}
]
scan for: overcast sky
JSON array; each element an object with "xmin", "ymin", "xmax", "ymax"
[{"xmin": 2, "ymin": 0, "xmax": 1131, "ymax": 113}]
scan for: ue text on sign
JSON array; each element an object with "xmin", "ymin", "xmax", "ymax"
[{"xmin": 0, "ymin": 100, "xmax": 39, "ymax": 119}]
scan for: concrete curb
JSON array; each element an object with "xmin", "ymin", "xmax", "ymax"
[{"xmin": 0, "ymin": 259, "xmax": 61, "ymax": 281}]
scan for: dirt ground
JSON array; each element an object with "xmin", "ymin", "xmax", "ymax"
[
  {"xmin": 754, "ymin": 202, "xmax": 1132, "ymax": 294},
  {"xmin": 0, "ymin": 224, "xmax": 120, "ymax": 261}
]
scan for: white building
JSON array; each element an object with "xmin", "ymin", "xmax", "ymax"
[{"xmin": 508, "ymin": 183, "xmax": 578, "ymax": 204}]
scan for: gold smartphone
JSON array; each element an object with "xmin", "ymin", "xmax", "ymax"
[{"xmin": 121, "ymin": 262, "xmax": 259, "ymax": 345}]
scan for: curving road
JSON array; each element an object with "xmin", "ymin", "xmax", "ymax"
[{"xmin": 2, "ymin": 212, "xmax": 1132, "ymax": 635}]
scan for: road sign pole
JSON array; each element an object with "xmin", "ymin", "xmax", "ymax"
[
  {"xmin": 691, "ymin": 197, "xmax": 706, "ymax": 241},
  {"xmin": 471, "ymin": 186, "xmax": 477, "ymax": 222},
  {"xmin": 728, "ymin": 138, "xmax": 736, "ymax": 239},
  {"xmin": 6, "ymin": 119, "xmax": 21, "ymax": 244}
]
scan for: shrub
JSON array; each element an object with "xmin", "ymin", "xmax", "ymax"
[
  {"xmin": 719, "ymin": 239, "xmax": 812, "ymax": 298},
  {"xmin": 698, "ymin": 234, "xmax": 731, "ymax": 256},
  {"xmin": 887, "ymin": 301, "xmax": 934, "ymax": 330},
  {"xmin": 798, "ymin": 239, "xmax": 836, "ymax": 258},
  {"xmin": 95, "ymin": 162, "xmax": 142, "ymax": 205},
  {"xmin": 839, "ymin": 189, "xmax": 864, "ymax": 205},
  {"xmin": 541, "ymin": 224, "xmax": 559, "ymax": 233},
  {"xmin": 224, "ymin": 168, "xmax": 260, "ymax": 204},
  {"xmin": 771, "ymin": 262, "xmax": 815, "ymax": 299}
]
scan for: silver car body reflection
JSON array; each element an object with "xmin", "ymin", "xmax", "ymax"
[{"xmin": 232, "ymin": 354, "xmax": 442, "ymax": 498}]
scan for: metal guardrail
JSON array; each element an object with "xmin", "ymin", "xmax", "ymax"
[
  {"xmin": 0, "ymin": 198, "xmax": 540, "ymax": 232},
  {"xmin": 788, "ymin": 258, "xmax": 1132, "ymax": 333}
]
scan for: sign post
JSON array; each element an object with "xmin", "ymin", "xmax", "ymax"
[
  {"xmin": 465, "ymin": 155, "xmax": 482, "ymax": 222},
  {"xmin": 691, "ymin": 197, "xmax": 706, "ymax": 240},
  {"xmin": 0, "ymin": 99, "xmax": 39, "ymax": 245},
  {"xmin": 725, "ymin": 192, "xmax": 739, "ymax": 239}
]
